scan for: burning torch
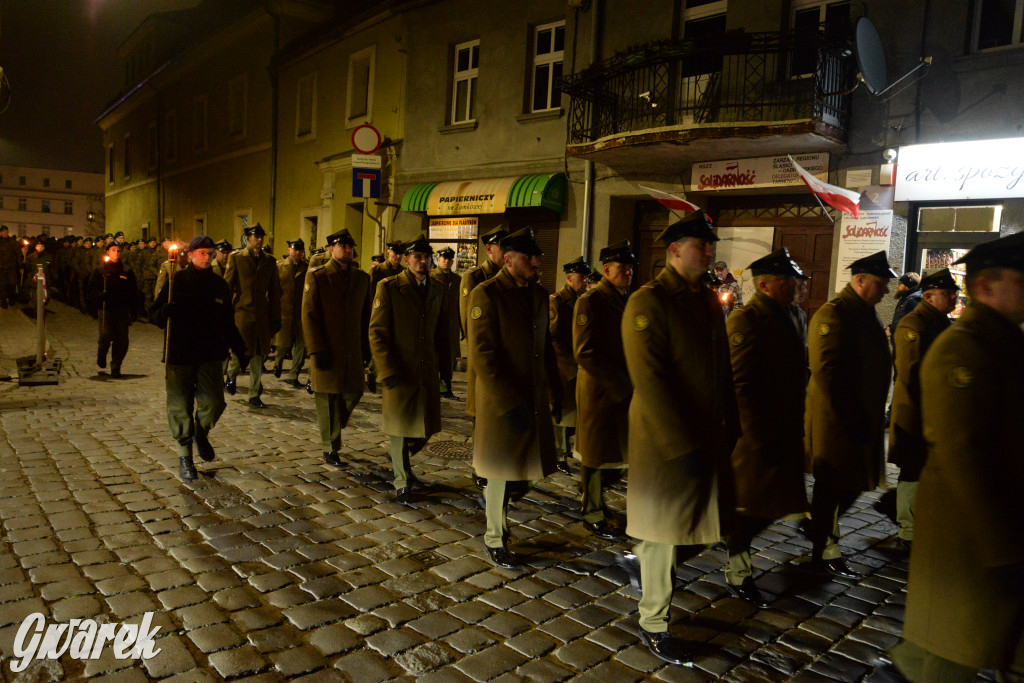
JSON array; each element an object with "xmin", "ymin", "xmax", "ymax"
[
  {"xmin": 161, "ymin": 244, "xmax": 178, "ymax": 369},
  {"xmin": 102, "ymin": 255, "xmax": 110, "ymax": 334}
]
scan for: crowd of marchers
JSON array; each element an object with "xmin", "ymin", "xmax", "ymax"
[{"xmin": 5, "ymin": 217, "xmax": 1022, "ymax": 682}]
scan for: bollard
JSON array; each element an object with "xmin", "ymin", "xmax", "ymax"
[
  {"xmin": 17, "ymin": 265, "xmax": 61, "ymax": 385},
  {"xmin": 35, "ymin": 264, "xmax": 46, "ymax": 366}
]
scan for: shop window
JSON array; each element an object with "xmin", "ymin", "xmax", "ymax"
[
  {"xmin": 296, "ymin": 73, "xmax": 318, "ymax": 141},
  {"xmin": 792, "ymin": 0, "xmax": 851, "ymax": 76},
  {"xmin": 228, "ymin": 74, "xmax": 247, "ymax": 139},
  {"xmin": 193, "ymin": 95, "xmax": 208, "ymax": 152},
  {"xmin": 918, "ymin": 205, "xmax": 1001, "ymax": 232},
  {"xmin": 347, "ymin": 46, "xmax": 375, "ymax": 126},
  {"xmin": 972, "ymin": 0, "xmax": 1024, "ymax": 51},
  {"xmin": 452, "ymin": 40, "xmax": 479, "ymax": 123},
  {"xmin": 531, "ymin": 22, "xmax": 564, "ymax": 112}
]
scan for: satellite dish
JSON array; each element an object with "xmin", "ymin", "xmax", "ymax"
[{"xmin": 855, "ymin": 18, "xmax": 887, "ymax": 96}]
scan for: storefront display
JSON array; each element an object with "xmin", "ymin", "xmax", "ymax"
[{"xmin": 921, "ymin": 248, "xmax": 968, "ymax": 318}]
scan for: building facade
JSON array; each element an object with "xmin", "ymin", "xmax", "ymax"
[{"xmin": 0, "ymin": 165, "xmax": 104, "ymax": 237}]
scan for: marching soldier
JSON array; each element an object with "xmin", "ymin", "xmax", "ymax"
[
  {"xmin": 307, "ymin": 247, "xmax": 329, "ymax": 272},
  {"xmin": 0, "ymin": 225, "xmax": 20, "ymax": 309},
  {"xmin": 224, "ymin": 224, "xmax": 282, "ymax": 408},
  {"xmin": 274, "ymin": 238, "xmax": 308, "ymax": 388},
  {"xmin": 806, "ymin": 250, "xmax": 894, "ymax": 579},
  {"xmin": 371, "ymin": 241, "xmax": 404, "ymax": 288},
  {"xmin": 549, "ymin": 256, "xmax": 591, "ymax": 476},
  {"xmin": 150, "ymin": 236, "xmax": 248, "ymax": 482},
  {"xmin": 302, "ymin": 229, "xmax": 373, "ymax": 466},
  {"xmin": 211, "ymin": 240, "xmax": 232, "ymax": 278},
  {"xmin": 886, "ymin": 268, "xmax": 960, "ymax": 550},
  {"xmin": 886, "ymin": 232, "xmax": 1024, "ymax": 682},
  {"xmin": 573, "ymin": 242, "xmax": 635, "ymax": 541},
  {"xmin": 87, "ymin": 241, "xmax": 141, "ymax": 378},
  {"xmin": 430, "ymin": 246, "xmax": 462, "ymax": 399},
  {"xmin": 723, "ymin": 248, "xmax": 810, "ymax": 607},
  {"xmin": 468, "ymin": 228, "xmax": 560, "ymax": 569},
  {"xmin": 369, "ymin": 235, "xmax": 452, "ymax": 502},
  {"xmin": 620, "ymin": 211, "xmax": 739, "ymax": 666},
  {"xmin": 155, "ymin": 246, "xmax": 187, "ymax": 298}
]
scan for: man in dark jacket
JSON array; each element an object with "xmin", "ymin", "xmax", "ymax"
[
  {"xmin": 88, "ymin": 242, "xmax": 141, "ymax": 377},
  {"xmin": 150, "ymin": 236, "xmax": 248, "ymax": 482}
]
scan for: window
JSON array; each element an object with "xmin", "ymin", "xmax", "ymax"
[
  {"xmin": 973, "ymin": 0, "xmax": 1024, "ymax": 51},
  {"xmin": 124, "ymin": 133, "xmax": 132, "ymax": 179},
  {"xmin": 451, "ymin": 40, "xmax": 479, "ymax": 123},
  {"xmin": 346, "ymin": 46, "xmax": 375, "ymax": 126},
  {"xmin": 41, "ymin": 200, "xmax": 50, "ymax": 214},
  {"xmin": 918, "ymin": 205, "xmax": 1002, "ymax": 232},
  {"xmin": 108, "ymin": 144, "xmax": 115, "ymax": 184},
  {"xmin": 792, "ymin": 0, "xmax": 850, "ymax": 75},
  {"xmin": 19, "ymin": 176, "xmax": 25, "ymax": 186},
  {"xmin": 148, "ymin": 121, "xmax": 158, "ymax": 169},
  {"xmin": 228, "ymin": 74, "xmax": 247, "ymax": 138},
  {"xmin": 296, "ymin": 73, "xmax": 318, "ymax": 140},
  {"xmin": 193, "ymin": 95, "xmax": 208, "ymax": 151},
  {"xmin": 166, "ymin": 110, "xmax": 178, "ymax": 163},
  {"xmin": 64, "ymin": 200, "xmax": 73, "ymax": 215},
  {"xmin": 18, "ymin": 198, "xmax": 26, "ymax": 211},
  {"xmin": 43, "ymin": 178, "xmax": 50, "ymax": 188},
  {"xmin": 65, "ymin": 179, "xmax": 72, "ymax": 189},
  {"xmin": 531, "ymin": 22, "xmax": 565, "ymax": 112}
]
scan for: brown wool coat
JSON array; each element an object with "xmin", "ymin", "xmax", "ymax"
[
  {"xmin": 224, "ymin": 248, "xmax": 282, "ymax": 356},
  {"xmin": 368, "ymin": 270, "xmax": 451, "ymax": 438},
  {"xmin": 805, "ymin": 284, "xmax": 891, "ymax": 491},
  {"xmin": 275, "ymin": 257, "xmax": 308, "ymax": 349},
  {"xmin": 301, "ymin": 258, "xmax": 372, "ymax": 395},
  {"xmin": 549, "ymin": 283, "xmax": 580, "ymax": 425},
  {"xmin": 460, "ymin": 258, "xmax": 502, "ymax": 416},
  {"xmin": 430, "ymin": 268, "xmax": 462, "ymax": 365},
  {"xmin": 623, "ymin": 266, "xmax": 739, "ymax": 545},
  {"xmin": 573, "ymin": 278, "xmax": 631, "ymax": 468},
  {"xmin": 904, "ymin": 303, "xmax": 1024, "ymax": 669},
  {"xmin": 887, "ymin": 299, "xmax": 950, "ymax": 478},
  {"xmin": 468, "ymin": 267, "xmax": 560, "ymax": 481},
  {"xmin": 727, "ymin": 291, "xmax": 809, "ymax": 520}
]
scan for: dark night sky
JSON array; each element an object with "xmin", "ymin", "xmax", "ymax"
[{"xmin": 0, "ymin": 0, "xmax": 198, "ymax": 174}]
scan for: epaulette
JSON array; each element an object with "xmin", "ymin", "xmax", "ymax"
[{"xmin": 310, "ymin": 264, "xmax": 327, "ymax": 273}]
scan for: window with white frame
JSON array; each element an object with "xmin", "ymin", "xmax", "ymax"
[
  {"xmin": 451, "ymin": 40, "xmax": 479, "ymax": 123},
  {"xmin": 228, "ymin": 74, "xmax": 247, "ymax": 138},
  {"xmin": 791, "ymin": 0, "xmax": 850, "ymax": 75},
  {"xmin": 531, "ymin": 22, "xmax": 565, "ymax": 112},
  {"xmin": 972, "ymin": 0, "xmax": 1024, "ymax": 51},
  {"xmin": 165, "ymin": 110, "xmax": 178, "ymax": 163},
  {"xmin": 193, "ymin": 95, "xmax": 208, "ymax": 152},
  {"xmin": 124, "ymin": 133, "xmax": 132, "ymax": 179},
  {"xmin": 296, "ymin": 73, "xmax": 318, "ymax": 140},
  {"xmin": 347, "ymin": 46, "xmax": 375, "ymax": 126}
]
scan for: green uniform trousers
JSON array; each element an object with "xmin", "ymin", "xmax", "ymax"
[
  {"xmin": 484, "ymin": 478, "xmax": 539, "ymax": 548},
  {"xmin": 228, "ymin": 352, "xmax": 264, "ymax": 399},
  {"xmin": 389, "ymin": 436, "xmax": 427, "ymax": 489},
  {"xmin": 809, "ymin": 482, "xmax": 861, "ymax": 561},
  {"xmin": 166, "ymin": 361, "xmax": 227, "ymax": 457},
  {"xmin": 580, "ymin": 465, "xmax": 625, "ymax": 524},
  {"xmin": 896, "ymin": 480, "xmax": 918, "ymax": 542},
  {"xmin": 98, "ymin": 314, "xmax": 131, "ymax": 371},
  {"xmin": 553, "ymin": 424, "xmax": 572, "ymax": 463},
  {"xmin": 725, "ymin": 516, "xmax": 773, "ymax": 585},
  {"xmin": 274, "ymin": 331, "xmax": 306, "ymax": 382},
  {"xmin": 634, "ymin": 540, "xmax": 677, "ymax": 633},
  {"xmin": 314, "ymin": 392, "xmax": 361, "ymax": 453},
  {"xmin": 889, "ymin": 639, "xmax": 1024, "ymax": 683}
]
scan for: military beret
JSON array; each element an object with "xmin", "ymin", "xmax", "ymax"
[
  {"xmin": 187, "ymin": 235, "xmax": 215, "ymax": 252},
  {"xmin": 655, "ymin": 211, "xmax": 718, "ymax": 244},
  {"xmin": 325, "ymin": 229, "xmax": 356, "ymax": 247},
  {"xmin": 599, "ymin": 240, "xmax": 638, "ymax": 265},
  {"xmin": 104, "ymin": 233, "xmax": 113, "ymax": 239},
  {"xmin": 403, "ymin": 234, "xmax": 433, "ymax": 255},
  {"xmin": 385, "ymin": 240, "xmax": 404, "ymax": 252},
  {"xmin": 748, "ymin": 247, "xmax": 806, "ymax": 278},
  {"xmin": 243, "ymin": 223, "xmax": 266, "ymax": 237},
  {"xmin": 370, "ymin": 253, "xmax": 385, "ymax": 263},
  {"xmin": 919, "ymin": 268, "xmax": 960, "ymax": 291},
  {"xmin": 104, "ymin": 241, "xmax": 122, "ymax": 252},
  {"xmin": 215, "ymin": 240, "xmax": 232, "ymax": 252},
  {"xmin": 848, "ymin": 250, "xmax": 898, "ymax": 278},
  {"xmin": 147, "ymin": 237, "xmax": 158, "ymax": 244},
  {"xmin": 287, "ymin": 238, "xmax": 305, "ymax": 251},
  {"xmin": 954, "ymin": 231, "xmax": 1024, "ymax": 275},
  {"xmin": 481, "ymin": 226, "xmax": 509, "ymax": 246},
  {"xmin": 562, "ymin": 256, "xmax": 590, "ymax": 275},
  {"xmin": 114, "ymin": 231, "xmax": 124, "ymax": 238},
  {"xmin": 437, "ymin": 246, "xmax": 456, "ymax": 259},
  {"xmin": 499, "ymin": 227, "xmax": 543, "ymax": 256}
]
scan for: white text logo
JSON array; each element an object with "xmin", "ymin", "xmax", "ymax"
[{"xmin": 10, "ymin": 612, "xmax": 162, "ymax": 673}]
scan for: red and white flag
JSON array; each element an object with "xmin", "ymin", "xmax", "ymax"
[
  {"xmin": 788, "ymin": 155, "xmax": 861, "ymax": 218},
  {"xmin": 637, "ymin": 184, "xmax": 700, "ymax": 214}
]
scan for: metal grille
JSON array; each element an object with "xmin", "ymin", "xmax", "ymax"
[{"xmin": 426, "ymin": 440, "xmax": 473, "ymax": 461}]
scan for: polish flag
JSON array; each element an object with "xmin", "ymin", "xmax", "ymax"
[
  {"xmin": 637, "ymin": 185, "xmax": 701, "ymax": 214},
  {"xmin": 788, "ymin": 155, "xmax": 861, "ymax": 218}
]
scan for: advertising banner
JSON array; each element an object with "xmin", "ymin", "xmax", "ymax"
[
  {"xmin": 690, "ymin": 153, "xmax": 828, "ymax": 192},
  {"xmin": 833, "ymin": 209, "xmax": 893, "ymax": 294}
]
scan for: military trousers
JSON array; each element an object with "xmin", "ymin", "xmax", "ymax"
[
  {"xmin": 896, "ymin": 480, "xmax": 918, "ymax": 542},
  {"xmin": 388, "ymin": 436, "xmax": 427, "ymax": 489},
  {"xmin": 166, "ymin": 361, "xmax": 227, "ymax": 456},
  {"xmin": 809, "ymin": 481, "xmax": 862, "ymax": 561},
  {"xmin": 889, "ymin": 639, "xmax": 1024, "ymax": 683},
  {"xmin": 98, "ymin": 313, "xmax": 131, "ymax": 370},
  {"xmin": 634, "ymin": 540, "xmax": 677, "ymax": 633},
  {"xmin": 314, "ymin": 392, "xmax": 361, "ymax": 453},
  {"xmin": 274, "ymin": 331, "xmax": 306, "ymax": 382},
  {"xmin": 553, "ymin": 424, "xmax": 574, "ymax": 462},
  {"xmin": 228, "ymin": 352, "xmax": 264, "ymax": 399},
  {"xmin": 483, "ymin": 478, "xmax": 539, "ymax": 548},
  {"xmin": 725, "ymin": 515, "xmax": 773, "ymax": 585},
  {"xmin": 0, "ymin": 269, "xmax": 17, "ymax": 307},
  {"xmin": 580, "ymin": 464, "xmax": 626, "ymax": 524}
]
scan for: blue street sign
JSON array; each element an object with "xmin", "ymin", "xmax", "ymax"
[{"xmin": 352, "ymin": 168, "xmax": 381, "ymax": 198}]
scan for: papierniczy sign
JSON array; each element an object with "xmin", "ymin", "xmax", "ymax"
[
  {"xmin": 9, "ymin": 613, "xmax": 161, "ymax": 672},
  {"xmin": 690, "ymin": 153, "xmax": 829, "ymax": 192},
  {"xmin": 895, "ymin": 138, "xmax": 1024, "ymax": 201}
]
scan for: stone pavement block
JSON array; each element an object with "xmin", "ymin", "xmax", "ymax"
[
  {"xmin": 96, "ymin": 574, "xmax": 148, "ymax": 596},
  {"xmin": 248, "ymin": 570, "xmax": 295, "ymax": 593},
  {"xmin": 338, "ymin": 585, "xmax": 398, "ymax": 612},
  {"xmin": 306, "ymin": 622, "xmax": 361, "ymax": 656},
  {"xmin": 213, "ymin": 585, "xmax": 262, "ymax": 611},
  {"xmin": 407, "ymin": 611, "xmax": 464, "ymax": 640},
  {"xmin": 89, "ymin": 666, "xmax": 153, "ymax": 683},
  {"xmin": 393, "ymin": 641, "xmax": 456, "ymax": 676},
  {"xmin": 51, "ymin": 595, "xmax": 103, "ymax": 621},
  {"xmin": 196, "ymin": 569, "xmax": 243, "ymax": 593},
  {"xmin": 451, "ymin": 643, "xmax": 529, "ymax": 681},
  {"xmin": 510, "ymin": 657, "xmax": 576, "ymax": 682},
  {"xmin": 207, "ymin": 645, "xmax": 270, "ymax": 678},
  {"xmin": 506, "ymin": 629, "xmax": 559, "ymax": 658},
  {"xmin": 0, "ymin": 582, "xmax": 34, "ymax": 603},
  {"xmin": 509, "ymin": 597, "xmax": 563, "ymax": 624},
  {"xmin": 298, "ymin": 574, "xmax": 348, "ymax": 600},
  {"xmin": 283, "ymin": 598, "xmax": 354, "ymax": 630},
  {"xmin": 145, "ymin": 568, "xmax": 195, "ymax": 591},
  {"xmin": 614, "ymin": 642, "xmax": 666, "ymax": 674},
  {"xmin": 12, "ymin": 538, "xmax": 59, "ymax": 556},
  {"xmin": 576, "ymin": 659, "xmax": 646, "ymax": 682},
  {"xmin": 188, "ymin": 623, "xmax": 247, "ymax": 653},
  {"xmin": 443, "ymin": 626, "xmax": 499, "ymax": 654},
  {"xmin": 157, "ymin": 585, "xmax": 208, "ymax": 611},
  {"xmin": 141, "ymin": 635, "xmax": 197, "ymax": 678},
  {"xmin": 266, "ymin": 585, "xmax": 313, "ymax": 609},
  {"xmin": 333, "ymin": 648, "xmax": 405, "ymax": 683},
  {"xmin": 26, "ymin": 564, "xmax": 80, "ymax": 583},
  {"xmin": 538, "ymin": 615, "xmax": 592, "ymax": 643},
  {"xmin": 554, "ymin": 638, "xmax": 614, "ymax": 670},
  {"xmin": 364, "ymin": 627, "xmax": 427, "ymax": 657},
  {"xmin": 176, "ymin": 602, "xmax": 230, "ymax": 630},
  {"xmin": 272, "ymin": 644, "xmax": 329, "ymax": 677},
  {"xmin": 806, "ymin": 651, "xmax": 871, "ymax": 682},
  {"xmin": 39, "ymin": 577, "xmax": 94, "ymax": 601},
  {"xmin": 372, "ymin": 601, "xmax": 422, "ymax": 628},
  {"xmin": 478, "ymin": 611, "xmax": 533, "ymax": 638},
  {"xmin": 231, "ymin": 606, "xmax": 284, "ymax": 632}
]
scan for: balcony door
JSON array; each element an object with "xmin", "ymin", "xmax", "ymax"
[{"xmin": 678, "ymin": 1, "xmax": 727, "ymax": 125}]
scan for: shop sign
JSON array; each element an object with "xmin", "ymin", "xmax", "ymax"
[
  {"xmin": 894, "ymin": 138, "xmax": 1024, "ymax": 201},
  {"xmin": 427, "ymin": 177, "xmax": 519, "ymax": 215},
  {"xmin": 833, "ymin": 209, "xmax": 893, "ymax": 294},
  {"xmin": 689, "ymin": 153, "xmax": 828, "ymax": 192},
  {"xmin": 428, "ymin": 216, "xmax": 479, "ymax": 241}
]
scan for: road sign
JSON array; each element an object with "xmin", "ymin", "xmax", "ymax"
[
  {"xmin": 351, "ymin": 124, "xmax": 381, "ymax": 154},
  {"xmin": 353, "ymin": 169, "xmax": 381, "ymax": 198},
  {"xmin": 351, "ymin": 153, "xmax": 381, "ymax": 169}
]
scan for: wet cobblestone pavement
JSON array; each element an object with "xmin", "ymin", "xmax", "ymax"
[{"xmin": 0, "ymin": 300, "xmax": 946, "ymax": 681}]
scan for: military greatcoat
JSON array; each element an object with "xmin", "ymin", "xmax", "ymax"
[
  {"xmin": 368, "ymin": 270, "xmax": 451, "ymax": 438},
  {"xmin": 727, "ymin": 291, "xmax": 808, "ymax": 519},
  {"xmin": 430, "ymin": 267, "xmax": 462, "ymax": 364},
  {"xmin": 622, "ymin": 265, "xmax": 739, "ymax": 546},
  {"xmin": 301, "ymin": 258, "xmax": 372, "ymax": 395},
  {"xmin": 460, "ymin": 258, "xmax": 502, "ymax": 416},
  {"xmin": 275, "ymin": 257, "xmax": 308, "ymax": 350},
  {"xmin": 805, "ymin": 284, "xmax": 891, "ymax": 491},
  {"xmin": 887, "ymin": 299, "xmax": 950, "ymax": 479},
  {"xmin": 572, "ymin": 277, "xmax": 631, "ymax": 468},
  {"xmin": 903, "ymin": 302, "xmax": 1024, "ymax": 670},
  {"xmin": 549, "ymin": 283, "xmax": 581, "ymax": 426},
  {"xmin": 468, "ymin": 267, "xmax": 560, "ymax": 481},
  {"xmin": 224, "ymin": 248, "xmax": 281, "ymax": 357}
]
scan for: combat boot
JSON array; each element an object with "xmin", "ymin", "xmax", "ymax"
[{"xmin": 177, "ymin": 441, "xmax": 198, "ymax": 481}]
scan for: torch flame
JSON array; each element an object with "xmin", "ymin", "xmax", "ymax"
[
  {"xmin": 104, "ymin": 256, "xmax": 110, "ymax": 263},
  {"xmin": 169, "ymin": 244, "xmax": 178, "ymax": 252}
]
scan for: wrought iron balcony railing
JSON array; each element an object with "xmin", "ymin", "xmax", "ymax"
[{"xmin": 560, "ymin": 29, "xmax": 855, "ymax": 145}]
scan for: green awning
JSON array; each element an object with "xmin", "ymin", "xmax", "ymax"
[
  {"xmin": 399, "ymin": 182, "xmax": 439, "ymax": 212},
  {"xmin": 399, "ymin": 173, "xmax": 566, "ymax": 215},
  {"xmin": 507, "ymin": 173, "xmax": 567, "ymax": 212}
]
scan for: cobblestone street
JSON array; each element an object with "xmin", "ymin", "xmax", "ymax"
[{"xmin": 0, "ymin": 301, "xmax": 922, "ymax": 682}]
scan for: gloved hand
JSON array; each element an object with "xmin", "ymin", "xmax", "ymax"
[
  {"xmin": 315, "ymin": 351, "xmax": 333, "ymax": 371},
  {"xmin": 382, "ymin": 375, "xmax": 403, "ymax": 390},
  {"xmin": 681, "ymin": 448, "xmax": 713, "ymax": 479},
  {"xmin": 504, "ymin": 403, "xmax": 533, "ymax": 434}
]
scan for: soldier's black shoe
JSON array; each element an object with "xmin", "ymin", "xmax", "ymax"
[
  {"xmin": 474, "ymin": 475, "xmax": 487, "ymax": 489},
  {"xmin": 179, "ymin": 456, "xmax": 198, "ymax": 482},
  {"xmin": 305, "ymin": 380, "xmax": 313, "ymax": 394},
  {"xmin": 725, "ymin": 578, "xmax": 771, "ymax": 608},
  {"xmin": 97, "ymin": 352, "xmax": 107, "ymax": 369},
  {"xmin": 895, "ymin": 538, "xmax": 912, "ymax": 552},
  {"xmin": 323, "ymin": 451, "xmax": 345, "ymax": 467},
  {"xmin": 225, "ymin": 378, "xmax": 237, "ymax": 395},
  {"xmin": 273, "ymin": 365, "xmax": 282, "ymax": 379},
  {"xmin": 194, "ymin": 434, "xmax": 215, "ymax": 462},
  {"xmin": 486, "ymin": 545, "xmax": 521, "ymax": 569},
  {"xmin": 395, "ymin": 487, "xmax": 414, "ymax": 504},
  {"xmin": 286, "ymin": 379, "xmax": 302, "ymax": 389},
  {"xmin": 556, "ymin": 460, "xmax": 573, "ymax": 475},
  {"xmin": 583, "ymin": 519, "xmax": 618, "ymax": 541},
  {"xmin": 616, "ymin": 551, "xmax": 642, "ymax": 591},
  {"xmin": 639, "ymin": 629, "xmax": 692, "ymax": 667},
  {"xmin": 814, "ymin": 558, "xmax": 861, "ymax": 580},
  {"xmin": 110, "ymin": 366, "xmax": 122, "ymax": 378},
  {"xmin": 248, "ymin": 397, "xmax": 266, "ymax": 409}
]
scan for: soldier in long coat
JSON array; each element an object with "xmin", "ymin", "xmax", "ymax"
[
  {"xmin": 886, "ymin": 268, "xmax": 959, "ymax": 549},
  {"xmin": 805, "ymin": 250, "xmax": 894, "ymax": 579},
  {"xmin": 620, "ymin": 212, "xmax": 738, "ymax": 666},
  {"xmin": 364, "ymin": 241, "xmax": 404, "ymax": 393},
  {"xmin": 573, "ymin": 242, "xmax": 635, "ymax": 541},
  {"xmin": 724, "ymin": 248, "xmax": 809, "ymax": 607},
  {"xmin": 87, "ymin": 242, "xmax": 141, "ymax": 377},
  {"xmin": 274, "ymin": 238, "xmax": 308, "ymax": 388},
  {"xmin": 549, "ymin": 256, "xmax": 590, "ymax": 475},
  {"xmin": 887, "ymin": 233, "xmax": 1024, "ymax": 682},
  {"xmin": 430, "ymin": 246, "xmax": 462, "ymax": 399},
  {"xmin": 302, "ymin": 229, "xmax": 372, "ymax": 466},
  {"xmin": 460, "ymin": 226, "xmax": 507, "ymax": 418},
  {"xmin": 369, "ymin": 235, "xmax": 452, "ymax": 503},
  {"xmin": 224, "ymin": 224, "xmax": 282, "ymax": 408},
  {"xmin": 468, "ymin": 228, "xmax": 560, "ymax": 569},
  {"xmin": 211, "ymin": 240, "xmax": 231, "ymax": 278}
]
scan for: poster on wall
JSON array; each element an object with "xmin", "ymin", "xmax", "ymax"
[
  {"xmin": 715, "ymin": 227, "xmax": 775, "ymax": 304},
  {"xmin": 833, "ymin": 209, "xmax": 893, "ymax": 294},
  {"xmin": 429, "ymin": 217, "xmax": 479, "ymax": 274}
]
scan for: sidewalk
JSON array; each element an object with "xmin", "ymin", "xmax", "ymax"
[{"xmin": 0, "ymin": 300, "xmax": 927, "ymax": 682}]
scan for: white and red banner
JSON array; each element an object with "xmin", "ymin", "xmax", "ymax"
[
  {"xmin": 637, "ymin": 185, "xmax": 700, "ymax": 214},
  {"xmin": 788, "ymin": 155, "xmax": 862, "ymax": 218}
]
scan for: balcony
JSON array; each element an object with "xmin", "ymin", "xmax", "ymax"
[{"xmin": 560, "ymin": 30, "xmax": 855, "ymax": 173}]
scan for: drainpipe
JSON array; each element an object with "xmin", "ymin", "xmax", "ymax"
[
  {"xmin": 268, "ymin": 13, "xmax": 281, "ymax": 247},
  {"xmin": 580, "ymin": 0, "xmax": 601, "ymax": 263}
]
